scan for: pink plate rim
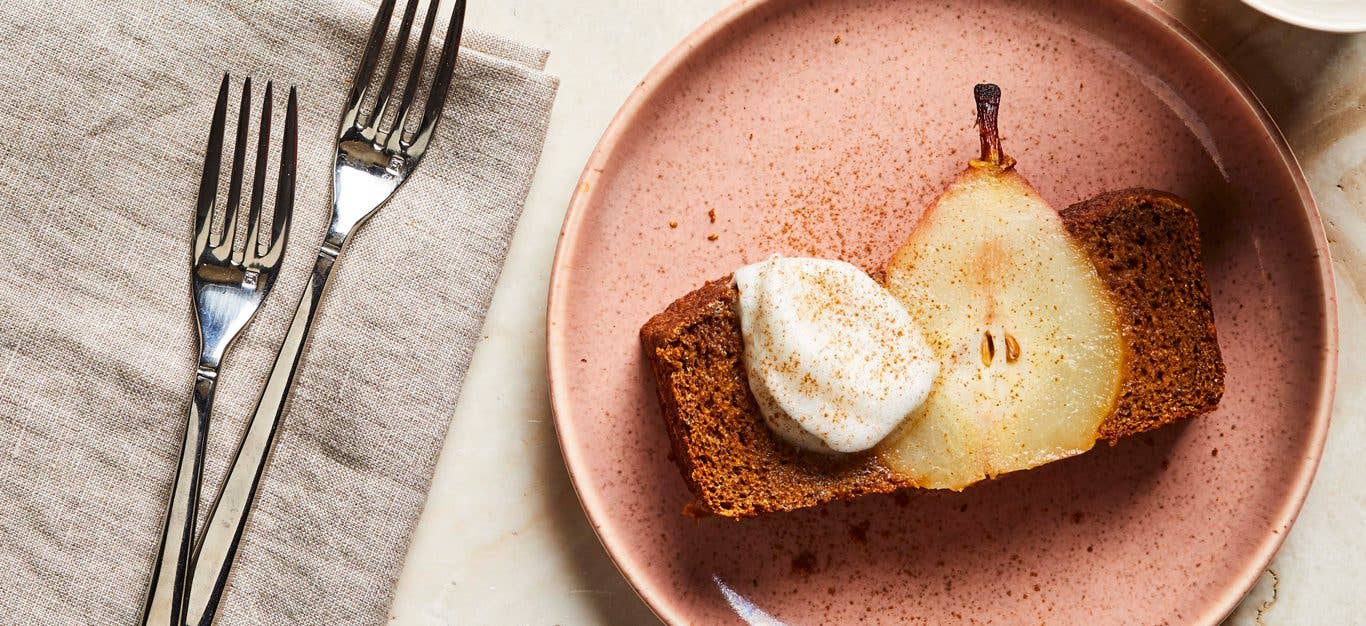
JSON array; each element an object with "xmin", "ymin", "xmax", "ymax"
[{"xmin": 545, "ymin": 0, "xmax": 1339, "ymax": 623}]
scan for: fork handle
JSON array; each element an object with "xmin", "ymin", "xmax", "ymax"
[
  {"xmin": 185, "ymin": 249, "xmax": 337, "ymax": 626},
  {"xmin": 142, "ymin": 370, "xmax": 216, "ymax": 626}
]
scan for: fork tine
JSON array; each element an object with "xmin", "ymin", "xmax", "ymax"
[
  {"xmin": 341, "ymin": 0, "xmax": 399, "ymax": 133},
  {"xmin": 369, "ymin": 0, "xmax": 419, "ymax": 133},
  {"xmin": 384, "ymin": 0, "xmax": 439, "ymax": 152},
  {"xmin": 261, "ymin": 86, "xmax": 297, "ymax": 267},
  {"xmin": 216, "ymin": 77, "xmax": 252, "ymax": 258},
  {"xmin": 405, "ymin": 0, "xmax": 465, "ymax": 159},
  {"xmin": 239, "ymin": 82, "xmax": 273, "ymax": 265},
  {"xmin": 194, "ymin": 74, "xmax": 231, "ymax": 260}
]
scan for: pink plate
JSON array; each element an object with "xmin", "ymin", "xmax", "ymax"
[{"xmin": 547, "ymin": 0, "xmax": 1338, "ymax": 623}]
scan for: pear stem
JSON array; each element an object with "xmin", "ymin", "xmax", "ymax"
[{"xmin": 972, "ymin": 83, "xmax": 1014, "ymax": 170}]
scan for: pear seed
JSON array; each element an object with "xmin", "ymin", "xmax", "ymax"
[
  {"xmin": 981, "ymin": 331, "xmax": 995, "ymax": 366},
  {"xmin": 1005, "ymin": 333, "xmax": 1020, "ymax": 363}
]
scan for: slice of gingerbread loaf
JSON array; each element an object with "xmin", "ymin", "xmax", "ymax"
[{"xmin": 640, "ymin": 189, "xmax": 1224, "ymax": 518}]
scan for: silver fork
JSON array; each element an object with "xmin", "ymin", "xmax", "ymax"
[
  {"xmin": 184, "ymin": 2, "xmax": 466, "ymax": 624},
  {"xmin": 141, "ymin": 74, "xmax": 297, "ymax": 626}
]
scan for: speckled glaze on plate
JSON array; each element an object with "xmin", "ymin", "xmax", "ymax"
[{"xmin": 547, "ymin": 0, "xmax": 1338, "ymax": 623}]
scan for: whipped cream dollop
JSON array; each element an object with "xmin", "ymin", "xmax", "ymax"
[{"xmin": 734, "ymin": 256, "xmax": 938, "ymax": 453}]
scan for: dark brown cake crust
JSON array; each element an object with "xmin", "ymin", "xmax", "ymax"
[
  {"xmin": 642, "ymin": 189, "xmax": 1225, "ymax": 518},
  {"xmin": 1061, "ymin": 188, "xmax": 1225, "ymax": 441}
]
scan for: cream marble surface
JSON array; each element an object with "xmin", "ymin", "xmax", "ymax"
[{"xmin": 388, "ymin": 1, "xmax": 1366, "ymax": 623}]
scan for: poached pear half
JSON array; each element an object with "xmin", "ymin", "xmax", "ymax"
[{"xmin": 880, "ymin": 84, "xmax": 1124, "ymax": 490}]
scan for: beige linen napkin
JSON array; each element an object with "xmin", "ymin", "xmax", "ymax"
[{"xmin": 0, "ymin": 0, "xmax": 557, "ymax": 623}]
